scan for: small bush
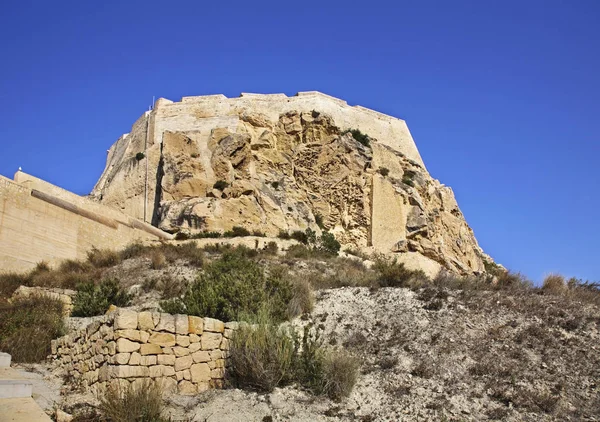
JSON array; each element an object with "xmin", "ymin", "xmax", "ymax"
[
  {"xmin": 252, "ymin": 230, "xmax": 266, "ymax": 237},
  {"xmin": 290, "ymin": 230, "xmax": 310, "ymax": 244},
  {"xmin": 0, "ymin": 272, "xmax": 31, "ymax": 299},
  {"xmin": 278, "ymin": 230, "xmax": 291, "ymax": 240},
  {"xmin": 317, "ymin": 232, "xmax": 341, "ymax": 256},
  {"xmin": 320, "ymin": 350, "xmax": 360, "ymax": 401},
  {"xmin": 287, "ymin": 277, "xmax": 315, "ymax": 318},
  {"xmin": 271, "ymin": 181, "xmax": 280, "ymax": 189},
  {"xmin": 99, "ymin": 380, "xmax": 167, "ymax": 422},
  {"xmin": 542, "ymin": 274, "xmax": 566, "ymax": 294},
  {"xmin": 285, "ymin": 244, "xmax": 311, "ymax": 259},
  {"xmin": 154, "ymin": 242, "xmax": 204, "ymax": 267},
  {"xmin": 150, "ymin": 251, "xmax": 167, "ymax": 270},
  {"xmin": 263, "ymin": 241, "xmax": 279, "ymax": 255},
  {"xmin": 343, "ymin": 129, "xmax": 370, "ymax": 148},
  {"xmin": 228, "ymin": 314, "xmax": 296, "ymax": 392},
  {"xmin": 224, "ymin": 226, "xmax": 252, "ymax": 238},
  {"xmin": 315, "ymin": 213, "xmax": 325, "ymax": 229},
  {"xmin": 120, "ymin": 242, "xmax": 148, "ymax": 260},
  {"xmin": 135, "ymin": 152, "xmax": 145, "ymax": 161},
  {"xmin": 161, "ymin": 251, "xmax": 292, "ymax": 322},
  {"xmin": 72, "ymin": 278, "xmax": 131, "ymax": 317},
  {"xmin": 213, "ymin": 180, "xmax": 229, "ymax": 190},
  {"xmin": 0, "ymin": 296, "xmax": 65, "ymax": 362},
  {"xmin": 402, "ymin": 171, "xmax": 415, "ymax": 187},
  {"xmin": 373, "ymin": 257, "xmax": 429, "ymax": 288},
  {"xmin": 378, "ymin": 167, "xmax": 390, "ymax": 177},
  {"xmin": 311, "ymin": 259, "xmax": 377, "ymax": 289},
  {"xmin": 87, "ymin": 247, "xmax": 122, "ymax": 268}
]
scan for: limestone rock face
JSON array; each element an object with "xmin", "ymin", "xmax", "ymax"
[{"xmin": 91, "ymin": 92, "xmax": 493, "ymax": 275}]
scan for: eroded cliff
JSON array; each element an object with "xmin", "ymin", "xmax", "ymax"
[{"xmin": 91, "ymin": 92, "xmax": 491, "ymax": 275}]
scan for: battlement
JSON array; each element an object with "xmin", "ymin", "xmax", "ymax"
[{"xmin": 147, "ymin": 91, "xmax": 424, "ymax": 167}]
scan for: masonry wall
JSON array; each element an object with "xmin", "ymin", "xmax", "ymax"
[
  {"xmin": 51, "ymin": 309, "xmax": 234, "ymax": 396},
  {"xmin": 0, "ymin": 173, "xmax": 171, "ymax": 273}
]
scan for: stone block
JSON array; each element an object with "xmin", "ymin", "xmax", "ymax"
[
  {"xmin": 149, "ymin": 365, "xmax": 176, "ymax": 378},
  {"xmin": 140, "ymin": 355, "xmax": 157, "ymax": 366},
  {"xmin": 156, "ymin": 377, "xmax": 177, "ymax": 394},
  {"xmin": 148, "ymin": 332, "xmax": 176, "ymax": 347},
  {"xmin": 189, "ymin": 334, "xmax": 200, "ymax": 343},
  {"xmin": 174, "ymin": 314, "xmax": 189, "ymax": 334},
  {"xmin": 176, "ymin": 335, "xmax": 190, "ymax": 347},
  {"xmin": 111, "ymin": 365, "xmax": 149, "ymax": 378},
  {"xmin": 191, "ymin": 350, "xmax": 210, "ymax": 363},
  {"xmin": 183, "ymin": 369, "xmax": 191, "ymax": 380},
  {"xmin": 157, "ymin": 355, "xmax": 176, "ymax": 366},
  {"xmin": 114, "ymin": 309, "xmax": 138, "ymax": 330},
  {"xmin": 190, "ymin": 363, "xmax": 211, "ymax": 383},
  {"xmin": 140, "ymin": 331, "xmax": 150, "ymax": 343},
  {"xmin": 188, "ymin": 316, "xmax": 203, "ymax": 334},
  {"xmin": 211, "ymin": 367, "xmax": 225, "ymax": 379},
  {"xmin": 189, "ymin": 343, "xmax": 202, "ymax": 353},
  {"xmin": 176, "ymin": 371, "xmax": 184, "ymax": 381},
  {"xmin": 224, "ymin": 321, "xmax": 239, "ymax": 330},
  {"xmin": 140, "ymin": 344, "xmax": 162, "ymax": 355},
  {"xmin": 175, "ymin": 355, "xmax": 193, "ymax": 372},
  {"xmin": 112, "ymin": 353, "xmax": 130, "ymax": 365},
  {"xmin": 129, "ymin": 352, "xmax": 141, "ymax": 365},
  {"xmin": 209, "ymin": 350, "xmax": 222, "ymax": 360},
  {"xmin": 220, "ymin": 338, "xmax": 231, "ymax": 351},
  {"xmin": 155, "ymin": 313, "xmax": 175, "ymax": 333},
  {"xmin": 197, "ymin": 381, "xmax": 210, "ymax": 393},
  {"xmin": 178, "ymin": 380, "xmax": 197, "ymax": 395},
  {"xmin": 201, "ymin": 333, "xmax": 222, "ymax": 350},
  {"xmin": 203, "ymin": 318, "xmax": 224, "ymax": 333},
  {"xmin": 138, "ymin": 311, "xmax": 155, "ymax": 330},
  {"xmin": 115, "ymin": 329, "xmax": 141, "ymax": 342},
  {"xmin": 223, "ymin": 328, "xmax": 234, "ymax": 339},
  {"xmin": 106, "ymin": 341, "xmax": 116, "ymax": 355},
  {"xmin": 116, "ymin": 338, "xmax": 140, "ymax": 353},
  {"xmin": 173, "ymin": 346, "xmax": 190, "ymax": 357}
]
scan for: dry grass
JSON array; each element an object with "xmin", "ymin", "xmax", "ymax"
[
  {"xmin": 0, "ymin": 295, "xmax": 65, "ymax": 362},
  {"xmin": 87, "ymin": 247, "xmax": 122, "ymax": 268},
  {"xmin": 98, "ymin": 380, "xmax": 167, "ymax": 422},
  {"xmin": 287, "ymin": 277, "xmax": 315, "ymax": 318},
  {"xmin": 320, "ymin": 350, "xmax": 360, "ymax": 401},
  {"xmin": 542, "ymin": 273, "xmax": 566, "ymax": 294},
  {"xmin": 150, "ymin": 250, "xmax": 167, "ymax": 270}
]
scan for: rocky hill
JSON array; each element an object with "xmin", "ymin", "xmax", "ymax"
[{"xmin": 91, "ymin": 92, "xmax": 492, "ymax": 276}]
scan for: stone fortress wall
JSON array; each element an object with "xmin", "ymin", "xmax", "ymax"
[
  {"xmin": 50, "ymin": 309, "xmax": 233, "ymax": 396},
  {"xmin": 92, "ymin": 91, "xmax": 425, "ymax": 222},
  {"xmin": 0, "ymin": 171, "xmax": 172, "ymax": 273}
]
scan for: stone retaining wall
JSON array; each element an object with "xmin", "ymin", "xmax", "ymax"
[{"xmin": 50, "ymin": 309, "xmax": 235, "ymax": 396}]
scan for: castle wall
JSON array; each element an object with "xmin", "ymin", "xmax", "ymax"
[
  {"xmin": 0, "ymin": 173, "xmax": 171, "ymax": 274},
  {"xmin": 149, "ymin": 91, "xmax": 425, "ymax": 168}
]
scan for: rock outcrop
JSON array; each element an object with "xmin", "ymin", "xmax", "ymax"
[{"xmin": 91, "ymin": 92, "xmax": 492, "ymax": 275}]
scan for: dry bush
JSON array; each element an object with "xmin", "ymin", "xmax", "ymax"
[
  {"xmin": 99, "ymin": 380, "xmax": 167, "ymax": 422},
  {"xmin": 87, "ymin": 247, "xmax": 122, "ymax": 268},
  {"xmin": 0, "ymin": 295, "xmax": 65, "ymax": 362},
  {"xmin": 373, "ymin": 256, "xmax": 429, "ymax": 289},
  {"xmin": 411, "ymin": 356, "xmax": 437, "ymax": 379},
  {"xmin": 287, "ymin": 277, "xmax": 315, "ymax": 318},
  {"xmin": 120, "ymin": 242, "xmax": 150, "ymax": 260},
  {"xmin": 320, "ymin": 350, "xmax": 360, "ymax": 401},
  {"xmin": 311, "ymin": 258, "xmax": 377, "ymax": 289},
  {"xmin": 262, "ymin": 241, "xmax": 279, "ymax": 255},
  {"xmin": 542, "ymin": 273, "xmax": 566, "ymax": 294},
  {"xmin": 0, "ymin": 272, "xmax": 31, "ymax": 299},
  {"xmin": 150, "ymin": 251, "xmax": 167, "ymax": 270},
  {"xmin": 228, "ymin": 317, "xmax": 296, "ymax": 392}
]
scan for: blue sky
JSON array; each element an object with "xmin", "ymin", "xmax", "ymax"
[{"xmin": 1, "ymin": 1, "xmax": 598, "ymax": 282}]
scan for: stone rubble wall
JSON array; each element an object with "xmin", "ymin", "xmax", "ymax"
[
  {"xmin": 50, "ymin": 309, "xmax": 235, "ymax": 396},
  {"xmin": 11, "ymin": 286, "xmax": 75, "ymax": 316}
]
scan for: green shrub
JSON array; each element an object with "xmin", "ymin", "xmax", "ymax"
[
  {"xmin": 87, "ymin": 247, "xmax": 122, "ymax": 268},
  {"xmin": 278, "ymin": 230, "xmax": 291, "ymax": 240},
  {"xmin": 343, "ymin": 129, "xmax": 370, "ymax": 148},
  {"xmin": 228, "ymin": 314, "xmax": 296, "ymax": 392},
  {"xmin": 161, "ymin": 251, "xmax": 292, "ymax": 322},
  {"xmin": 224, "ymin": 226, "xmax": 252, "ymax": 237},
  {"xmin": 285, "ymin": 244, "xmax": 312, "ymax": 259},
  {"xmin": 402, "ymin": 171, "xmax": 415, "ymax": 187},
  {"xmin": 213, "ymin": 180, "xmax": 229, "ymax": 190},
  {"xmin": 0, "ymin": 296, "xmax": 65, "ymax": 362},
  {"xmin": 120, "ymin": 242, "xmax": 149, "ymax": 260},
  {"xmin": 0, "ymin": 272, "xmax": 31, "ymax": 300},
  {"xmin": 378, "ymin": 167, "xmax": 390, "ymax": 177},
  {"xmin": 290, "ymin": 230, "xmax": 309, "ymax": 244},
  {"xmin": 271, "ymin": 181, "xmax": 280, "ymax": 189},
  {"xmin": 135, "ymin": 152, "xmax": 145, "ymax": 161},
  {"xmin": 99, "ymin": 379, "xmax": 167, "ymax": 422},
  {"xmin": 263, "ymin": 241, "xmax": 279, "ymax": 255},
  {"xmin": 373, "ymin": 257, "xmax": 429, "ymax": 288},
  {"xmin": 315, "ymin": 213, "xmax": 325, "ymax": 229},
  {"xmin": 317, "ymin": 232, "xmax": 341, "ymax": 256},
  {"xmin": 252, "ymin": 230, "xmax": 266, "ymax": 237},
  {"xmin": 72, "ymin": 278, "xmax": 131, "ymax": 317}
]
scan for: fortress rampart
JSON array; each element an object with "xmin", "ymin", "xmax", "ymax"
[{"xmin": 0, "ymin": 171, "xmax": 172, "ymax": 273}]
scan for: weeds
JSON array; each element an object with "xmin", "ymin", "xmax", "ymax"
[
  {"xmin": 213, "ymin": 180, "xmax": 229, "ymax": 190},
  {"xmin": 87, "ymin": 247, "xmax": 122, "ymax": 268},
  {"xmin": 343, "ymin": 129, "xmax": 371, "ymax": 148},
  {"xmin": 0, "ymin": 296, "xmax": 65, "ymax": 362},
  {"xmin": 99, "ymin": 380, "xmax": 167, "ymax": 422},
  {"xmin": 72, "ymin": 278, "xmax": 131, "ymax": 317},
  {"xmin": 373, "ymin": 256, "xmax": 429, "ymax": 288}
]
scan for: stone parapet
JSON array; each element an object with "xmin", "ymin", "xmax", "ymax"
[{"xmin": 50, "ymin": 309, "xmax": 235, "ymax": 396}]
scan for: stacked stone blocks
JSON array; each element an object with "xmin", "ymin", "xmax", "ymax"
[{"xmin": 51, "ymin": 309, "xmax": 236, "ymax": 396}]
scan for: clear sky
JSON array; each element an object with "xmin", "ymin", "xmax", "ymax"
[{"xmin": 1, "ymin": 1, "xmax": 598, "ymax": 283}]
